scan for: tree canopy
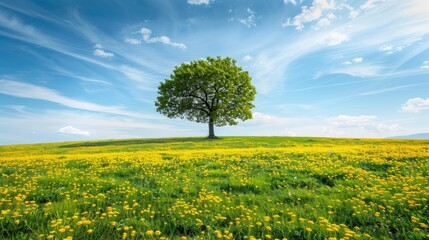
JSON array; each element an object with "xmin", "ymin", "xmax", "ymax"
[{"xmin": 155, "ymin": 56, "xmax": 256, "ymax": 138}]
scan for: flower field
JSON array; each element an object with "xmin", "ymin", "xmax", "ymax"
[{"xmin": 0, "ymin": 137, "xmax": 428, "ymax": 239}]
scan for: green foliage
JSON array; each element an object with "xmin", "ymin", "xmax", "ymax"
[{"xmin": 155, "ymin": 56, "xmax": 256, "ymax": 136}]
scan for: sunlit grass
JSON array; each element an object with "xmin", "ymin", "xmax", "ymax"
[{"xmin": 1, "ymin": 137, "xmax": 428, "ymax": 239}]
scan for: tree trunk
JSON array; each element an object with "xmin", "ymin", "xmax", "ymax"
[{"xmin": 208, "ymin": 120, "xmax": 215, "ymax": 138}]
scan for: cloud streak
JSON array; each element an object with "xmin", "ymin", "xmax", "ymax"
[{"xmin": 0, "ymin": 79, "xmax": 158, "ymax": 119}]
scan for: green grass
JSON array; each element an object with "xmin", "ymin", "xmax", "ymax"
[{"xmin": 0, "ymin": 136, "xmax": 428, "ymax": 239}]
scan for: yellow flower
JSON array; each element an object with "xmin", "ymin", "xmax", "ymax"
[
  {"xmin": 305, "ymin": 227, "xmax": 312, "ymax": 232},
  {"xmin": 419, "ymin": 223, "xmax": 428, "ymax": 229},
  {"xmin": 87, "ymin": 229, "xmax": 93, "ymax": 234},
  {"xmin": 146, "ymin": 230, "xmax": 154, "ymax": 236}
]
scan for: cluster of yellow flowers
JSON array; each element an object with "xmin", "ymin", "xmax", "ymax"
[{"xmin": 0, "ymin": 137, "xmax": 428, "ymax": 239}]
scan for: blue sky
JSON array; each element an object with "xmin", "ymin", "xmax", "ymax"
[{"xmin": 0, "ymin": 0, "xmax": 428, "ymax": 145}]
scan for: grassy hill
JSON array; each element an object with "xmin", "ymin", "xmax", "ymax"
[{"xmin": 1, "ymin": 137, "xmax": 428, "ymax": 239}]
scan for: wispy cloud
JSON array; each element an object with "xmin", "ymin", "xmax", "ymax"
[
  {"xmin": 126, "ymin": 27, "xmax": 187, "ymax": 49},
  {"xmin": 379, "ymin": 45, "xmax": 405, "ymax": 54},
  {"xmin": 187, "ymin": 0, "xmax": 211, "ymax": 5},
  {"xmin": 343, "ymin": 57, "xmax": 363, "ymax": 64},
  {"xmin": 340, "ymin": 4, "xmax": 359, "ymax": 18},
  {"xmin": 360, "ymin": 0, "xmax": 382, "ymax": 10},
  {"xmin": 284, "ymin": 0, "xmax": 303, "ymax": 5},
  {"xmin": 314, "ymin": 13, "xmax": 337, "ymax": 30},
  {"xmin": 420, "ymin": 60, "xmax": 429, "ymax": 69},
  {"xmin": 251, "ymin": 112, "xmax": 296, "ymax": 125},
  {"xmin": 239, "ymin": 8, "xmax": 257, "ymax": 28},
  {"xmin": 94, "ymin": 49, "xmax": 114, "ymax": 58},
  {"xmin": 283, "ymin": 0, "xmax": 335, "ymax": 30},
  {"xmin": 58, "ymin": 126, "xmax": 90, "ymax": 136},
  {"xmin": 0, "ymin": 11, "xmax": 166, "ymax": 89},
  {"xmin": 329, "ymin": 115, "xmax": 401, "ymax": 132},
  {"xmin": 125, "ymin": 38, "xmax": 141, "ymax": 45},
  {"xmin": 401, "ymin": 97, "xmax": 429, "ymax": 113},
  {"xmin": 0, "ymin": 79, "xmax": 157, "ymax": 119},
  {"xmin": 321, "ymin": 31, "xmax": 349, "ymax": 46},
  {"xmin": 93, "ymin": 43, "xmax": 114, "ymax": 58}
]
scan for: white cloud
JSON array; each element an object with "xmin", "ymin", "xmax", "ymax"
[
  {"xmin": 343, "ymin": 57, "xmax": 363, "ymax": 65},
  {"xmin": 352, "ymin": 57, "xmax": 363, "ymax": 63},
  {"xmin": 283, "ymin": 0, "xmax": 335, "ymax": 30},
  {"xmin": 125, "ymin": 38, "xmax": 141, "ymax": 45},
  {"xmin": 321, "ymin": 32, "xmax": 349, "ymax": 46},
  {"xmin": 130, "ymin": 27, "xmax": 187, "ymax": 49},
  {"xmin": 420, "ymin": 60, "xmax": 429, "ymax": 69},
  {"xmin": 239, "ymin": 8, "xmax": 256, "ymax": 28},
  {"xmin": 329, "ymin": 115, "xmax": 400, "ymax": 132},
  {"xmin": 314, "ymin": 13, "xmax": 337, "ymax": 29},
  {"xmin": 379, "ymin": 45, "xmax": 404, "ymax": 54},
  {"xmin": 58, "ymin": 126, "xmax": 90, "ymax": 136},
  {"xmin": 187, "ymin": 0, "xmax": 211, "ymax": 5},
  {"xmin": 401, "ymin": 97, "xmax": 429, "ymax": 113},
  {"xmin": 284, "ymin": 0, "xmax": 295, "ymax": 4},
  {"xmin": 349, "ymin": 9, "xmax": 359, "ymax": 18},
  {"xmin": 284, "ymin": 0, "xmax": 302, "ymax": 5},
  {"xmin": 243, "ymin": 55, "xmax": 253, "ymax": 61},
  {"xmin": 138, "ymin": 27, "xmax": 152, "ymax": 41},
  {"xmin": 146, "ymin": 36, "xmax": 187, "ymax": 49},
  {"xmin": 94, "ymin": 43, "xmax": 103, "ymax": 49},
  {"xmin": 340, "ymin": 4, "xmax": 359, "ymax": 18},
  {"xmin": 251, "ymin": 112, "xmax": 293, "ymax": 125},
  {"xmin": 93, "ymin": 49, "xmax": 114, "ymax": 58},
  {"xmin": 360, "ymin": 0, "xmax": 381, "ymax": 10}
]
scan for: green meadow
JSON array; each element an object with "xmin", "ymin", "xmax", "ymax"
[{"xmin": 0, "ymin": 137, "xmax": 428, "ymax": 239}]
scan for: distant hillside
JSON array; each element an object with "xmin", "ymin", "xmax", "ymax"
[{"xmin": 390, "ymin": 133, "xmax": 429, "ymax": 139}]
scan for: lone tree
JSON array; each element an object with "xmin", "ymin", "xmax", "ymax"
[{"xmin": 155, "ymin": 56, "xmax": 256, "ymax": 138}]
